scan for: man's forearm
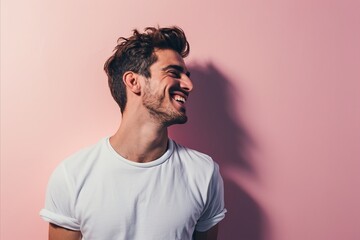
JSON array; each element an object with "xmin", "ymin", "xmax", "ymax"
[
  {"xmin": 193, "ymin": 224, "xmax": 219, "ymax": 240},
  {"xmin": 49, "ymin": 223, "xmax": 82, "ymax": 240}
]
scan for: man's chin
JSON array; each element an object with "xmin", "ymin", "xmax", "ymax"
[{"xmin": 165, "ymin": 115, "xmax": 188, "ymax": 126}]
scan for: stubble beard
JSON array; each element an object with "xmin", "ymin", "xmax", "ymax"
[{"xmin": 142, "ymin": 86, "xmax": 188, "ymax": 127}]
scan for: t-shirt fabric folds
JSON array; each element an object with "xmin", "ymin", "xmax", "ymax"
[{"xmin": 40, "ymin": 138, "xmax": 226, "ymax": 240}]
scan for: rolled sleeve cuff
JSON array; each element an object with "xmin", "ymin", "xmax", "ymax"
[
  {"xmin": 195, "ymin": 208, "xmax": 227, "ymax": 232},
  {"xmin": 39, "ymin": 209, "xmax": 80, "ymax": 231}
]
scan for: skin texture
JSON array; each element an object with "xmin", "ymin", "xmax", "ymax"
[
  {"xmin": 49, "ymin": 224, "xmax": 81, "ymax": 240},
  {"xmin": 141, "ymin": 51, "xmax": 191, "ymax": 126},
  {"xmin": 49, "ymin": 49, "xmax": 219, "ymax": 239}
]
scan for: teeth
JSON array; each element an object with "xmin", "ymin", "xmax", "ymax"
[{"xmin": 173, "ymin": 95, "xmax": 186, "ymax": 103}]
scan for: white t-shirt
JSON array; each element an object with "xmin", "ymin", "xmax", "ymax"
[{"xmin": 40, "ymin": 138, "xmax": 226, "ymax": 240}]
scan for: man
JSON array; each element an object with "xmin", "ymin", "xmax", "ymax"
[{"xmin": 40, "ymin": 26, "xmax": 226, "ymax": 240}]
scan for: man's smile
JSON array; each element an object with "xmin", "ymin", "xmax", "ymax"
[{"xmin": 170, "ymin": 91, "xmax": 188, "ymax": 104}]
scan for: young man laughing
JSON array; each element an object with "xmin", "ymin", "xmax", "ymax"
[{"xmin": 40, "ymin": 26, "xmax": 226, "ymax": 240}]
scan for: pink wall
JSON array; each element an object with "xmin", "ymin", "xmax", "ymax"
[{"xmin": 1, "ymin": 0, "xmax": 360, "ymax": 239}]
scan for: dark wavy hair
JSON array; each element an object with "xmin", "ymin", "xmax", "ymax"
[{"xmin": 104, "ymin": 26, "xmax": 190, "ymax": 113}]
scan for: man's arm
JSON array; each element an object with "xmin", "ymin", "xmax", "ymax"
[
  {"xmin": 193, "ymin": 224, "xmax": 219, "ymax": 240},
  {"xmin": 49, "ymin": 223, "xmax": 82, "ymax": 240}
]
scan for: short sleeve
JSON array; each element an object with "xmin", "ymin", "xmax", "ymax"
[
  {"xmin": 195, "ymin": 162, "xmax": 227, "ymax": 232},
  {"xmin": 39, "ymin": 163, "xmax": 80, "ymax": 231}
]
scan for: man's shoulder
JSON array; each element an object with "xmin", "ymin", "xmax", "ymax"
[
  {"xmin": 59, "ymin": 137, "xmax": 108, "ymax": 171},
  {"xmin": 171, "ymin": 140, "xmax": 217, "ymax": 171}
]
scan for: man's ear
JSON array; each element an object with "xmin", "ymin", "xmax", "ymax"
[{"xmin": 123, "ymin": 71, "xmax": 141, "ymax": 94}]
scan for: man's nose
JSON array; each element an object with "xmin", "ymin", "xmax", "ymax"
[{"xmin": 180, "ymin": 75, "xmax": 194, "ymax": 92}]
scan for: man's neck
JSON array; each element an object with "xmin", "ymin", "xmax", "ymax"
[{"xmin": 109, "ymin": 114, "xmax": 169, "ymax": 163}]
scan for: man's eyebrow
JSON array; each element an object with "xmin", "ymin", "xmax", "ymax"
[{"xmin": 162, "ymin": 65, "xmax": 191, "ymax": 77}]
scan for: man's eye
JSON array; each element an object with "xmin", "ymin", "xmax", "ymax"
[{"xmin": 168, "ymin": 71, "xmax": 181, "ymax": 78}]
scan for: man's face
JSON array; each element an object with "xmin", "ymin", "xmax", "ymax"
[{"xmin": 142, "ymin": 49, "xmax": 193, "ymax": 126}]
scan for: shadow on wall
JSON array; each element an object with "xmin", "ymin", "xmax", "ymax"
[{"xmin": 169, "ymin": 63, "xmax": 265, "ymax": 240}]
